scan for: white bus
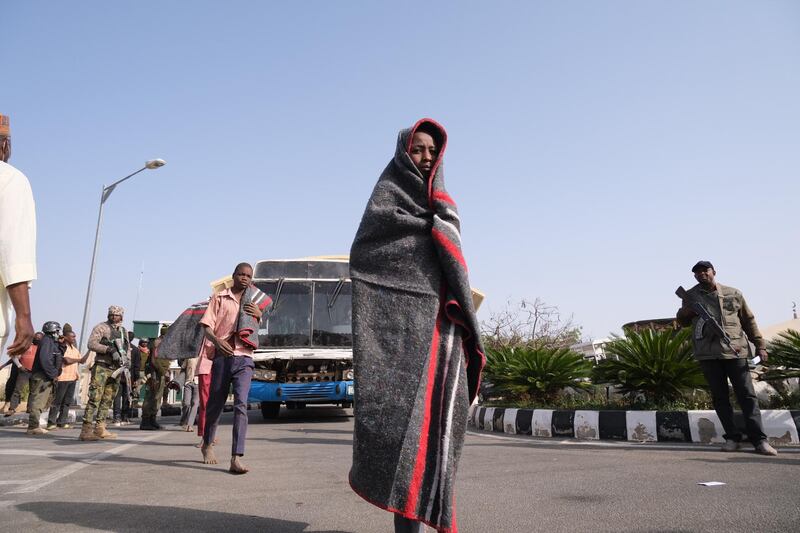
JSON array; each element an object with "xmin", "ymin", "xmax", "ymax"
[{"xmin": 248, "ymin": 256, "xmax": 354, "ymax": 419}]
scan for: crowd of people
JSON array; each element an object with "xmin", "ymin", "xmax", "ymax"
[
  {"xmin": 0, "ymin": 111, "xmax": 783, "ymax": 532},
  {"xmin": 0, "ymin": 262, "xmax": 263, "ymax": 478},
  {"xmin": 0, "ymin": 307, "xmax": 195, "ymax": 438}
]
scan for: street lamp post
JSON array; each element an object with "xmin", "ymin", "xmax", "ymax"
[{"xmin": 78, "ymin": 159, "xmax": 166, "ymax": 353}]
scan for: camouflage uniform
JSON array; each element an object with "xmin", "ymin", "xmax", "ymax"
[
  {"xmin": 80, "ymin": 319, "xmax": 128, "ymax": 440},
  {"xmin": 141, "ymin": 337, "xmax": 171, "ymax": 428},
  {"xmin": 83, "ymin": 364, "xmax": 120, "ymax": 424},
  {"xmin": 26, "ymin": 372, "xmax": 54, "ymax": 431}
]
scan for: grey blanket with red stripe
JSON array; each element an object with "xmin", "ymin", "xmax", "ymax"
[
  {"xmin": 236, "ymin": 285, "xmax": 272, "ymax": 349},
  {"xmin": 158, "ymin": 285, "xmax": 271, "ymax": 359},
  {"xmin": 349, "ymin": 119, "xmax": 484, "ymax": 533},
  {"xmin": 157, "ymin": 300, "xmax": 209, "ymax": 360}
]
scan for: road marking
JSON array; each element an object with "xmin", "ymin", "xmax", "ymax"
[
  {"xmin": 0, "ymin": 449, "xmax": 95, "ymax": 457},
  {"xmin": 7, "ymin": 433, "xmax": 164, "ymax": 494},
  {"xmin": 467, "ymin": 430, "xmax": 800, "ymax": 452},
  {"xmin": 0, "ymin": 481, "xmax": 29, "ymax": 486}
]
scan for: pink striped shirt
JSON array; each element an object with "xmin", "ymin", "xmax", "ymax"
[{"xmin": 199, "ymin": 288, "xmax": 254, "ymax": 359}]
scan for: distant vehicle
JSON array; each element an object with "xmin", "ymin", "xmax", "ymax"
[{"xmin": 248, "ymin": 256, "xmax": 354, "ymax": 420}]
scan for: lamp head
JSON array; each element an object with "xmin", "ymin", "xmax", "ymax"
[{"xmin": 145, "ymin": 159, "xmax": 166, "ymax": 169}]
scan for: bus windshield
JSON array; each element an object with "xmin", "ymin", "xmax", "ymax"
[{"xmin": 255, "ymin": 280, "xmax": 352, "ymax": 348}]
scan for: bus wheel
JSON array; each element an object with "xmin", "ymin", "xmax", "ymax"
[
  {"xmin": 341, "ymin": 401, "xmax": 353, "ymax": 408},
  {"xmin": 260, "ymin": 402, "xmax": 280, "ymax": 420}
]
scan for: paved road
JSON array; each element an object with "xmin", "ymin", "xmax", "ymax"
[{"xmin": 0, "ymin": 407, "xmax": 798, "ymax": 532}]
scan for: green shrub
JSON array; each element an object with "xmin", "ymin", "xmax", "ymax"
[
  {"xmin": 593, "ymin": 328, "xmax": 706, "ymax": 403},
  {"xmin": 484, "ymin": 346, "xmax": 593, "ymax": 402},
  {"xmin": 763, "ymin": 329, "xmax": 800, "ymax": 380},
  {"xmin": 765, "ymin": 389, "xmax": 800, "ymax": 410},
  {"xmin": 483, "ymin": 390, "xmax": 715, "ymax": 411}
]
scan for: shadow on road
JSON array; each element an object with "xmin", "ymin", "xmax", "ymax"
[
  {"xmin": 30, "ymin": 444, "xmax": 217, "ymax": 473},
  {"xmin": 249, "ymin": 437, "xmax": 352, "ymax": 446},
  {"xmin": 286, "ymin": 428, "xmax": 353, "ymax": 435},
  {"xmin": 687, "ymin": 455, "xmax": 800, "ymax": 466},
  {"xmin": 16, "ymin": 501, "xmax": 352, "ymax": 533}
]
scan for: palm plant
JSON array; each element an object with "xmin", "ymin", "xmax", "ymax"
[
  {"xmin": 593, "ymin": 328, "xmax": 706, "ymax": 403},
  {"xmin": 763, "ymin": 329, "xmax": 800, "ymax": 380},
  {"xmin": 483, "ymin": 346, "xmax": 593, "ymax": 402}
]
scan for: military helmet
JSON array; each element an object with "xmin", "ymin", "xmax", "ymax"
[{"xmin": 42, "ymin": 321, "xmax": 61, "ymax": 335}]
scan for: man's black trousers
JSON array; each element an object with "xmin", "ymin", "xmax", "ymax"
[{"xmin": 698, "ymin": 358, "xmax": 767, "ymax": 445}]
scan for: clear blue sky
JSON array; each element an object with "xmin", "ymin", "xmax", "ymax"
[{"xmin": 3, "ymin": 1, "xmax": 799, "ymax": 344}]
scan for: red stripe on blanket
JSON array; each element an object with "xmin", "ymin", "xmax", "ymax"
[
  {"xmin": 238, "ymin": 328, "xmax": 258, "ymax": 349},
  {"xmin": 257, "ymin": 296, "xmax": 273, "ymax": 311},
  {"xmin": 405, "ymin": 298, "xmax": 444, "ymax": 516},
  {"xmin": 432, "ymin": 190, "xmax": 456, "ymax": 206},
  {"xmin": 432, "ymin": 228, "xmax": 467, "ymax": 270},
  {"xmin": 183, "ymin": 308, "xmax": 207, "ymax": 316}
]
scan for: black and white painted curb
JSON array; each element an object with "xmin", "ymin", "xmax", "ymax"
[{"xmin": 469, "ymin": 405, "xmax": 800, "ymax": 445}]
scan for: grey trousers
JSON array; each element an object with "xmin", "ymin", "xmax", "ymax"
[
  {"xmin": 9, "ymin": 369, "xmax": 31, "ymax": 411},
  {"xmin": 47, "ymin": 380, "xmax": 77, "ymax": 425},
  {"xmin": 180, "ymin": 381, "xmax": 199, "ymax": 427}
]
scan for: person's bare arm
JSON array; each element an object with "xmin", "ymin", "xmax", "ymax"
[
  {"xmin": 203, "ymin": 325, "xmax": 233, "ymax": 357},
  {"xmin": 5, "ymin": 281, "xmax": 33, "ymax": 356},
  {"xmin": 62, "ymin": 351, "xmax": 83, "ymax": 364}
]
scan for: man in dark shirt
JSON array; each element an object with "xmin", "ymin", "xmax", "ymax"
[
  {"xmin": 26, "ymin": 321, "xmax": 65, "ymax": 435},
  {"xmin": 676, "ymin": 261, "xmax": 777, "ymax": 456}
]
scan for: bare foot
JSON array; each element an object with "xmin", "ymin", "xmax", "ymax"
[
  {"xmin": 201, "ymin": 443, "xmax": 218, "ymax": 464},
  {"xmin": 229, "ymin": 456, "xmax": 249, "ymax": 475},
  {"xmin": 195, "ymin": 437, "xmax": 216, "ymax": 448}
]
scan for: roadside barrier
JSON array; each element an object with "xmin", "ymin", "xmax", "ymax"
[{"xmin": 469, "ymin": 405, "xmax": 800, "ymax": 445}]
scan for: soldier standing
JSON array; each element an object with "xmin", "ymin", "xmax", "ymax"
[
  {"xmin": 140, "ymin": 327, "xmax": 171, "ymax": 430},
  {"xmin": 676, "ymin": 261, "xmax": 777, "ymax": 456},
  {"xmin": 79, "ymin": 305, "xmax": 129, "ymax": 441}
]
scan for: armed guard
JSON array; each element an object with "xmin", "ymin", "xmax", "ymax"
[
  {"xmin": 676, "ymin": 261, "xmax": 777, "ymax": 456},
  {"xmin": 140, "ymin": 326, "xmax": 171, "ymax": 430},
  {"xmin": 80, "ymin": 305, "xmax": 130, "ymax": 441}
]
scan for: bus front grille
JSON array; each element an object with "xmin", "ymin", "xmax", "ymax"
[{"xmin": 282, "ymin": 382, "xmax": 338, "ymax": 400}]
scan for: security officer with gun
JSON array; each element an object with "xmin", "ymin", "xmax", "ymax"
[
  {"xmin": 80, "ymin": 305, "xmax": 130, "ymax": 441},
  {"xmin": 140, "ymin": 326, "xmax": 171, "ymax": 430},
  {"xmin": 676, "ymin": 261, "xmax": 777, "ymax": 456}
]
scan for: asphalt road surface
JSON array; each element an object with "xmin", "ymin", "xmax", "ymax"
[{"xmin": 0, "ymin": 407, "xmax": 798, "ymax": 532}]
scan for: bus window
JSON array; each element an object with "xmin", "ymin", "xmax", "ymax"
[
  {"xmin": 312, "ymin": 281, "xmax": 352, "ymax": 347},
  {"xmin": 256, "ymin": 281, "xmax": 312, "ymax": 347}
]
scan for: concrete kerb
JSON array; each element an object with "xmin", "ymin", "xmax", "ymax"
[{"xmin": 469, "ymin": 405, "xmax": 800, "ymax": 446}]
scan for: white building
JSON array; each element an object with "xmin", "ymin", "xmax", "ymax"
[{"xmin": 570, "ymin": 338, "xmax": 613, "ymax": 363}]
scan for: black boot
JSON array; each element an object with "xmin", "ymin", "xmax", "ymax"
[
  {"xmin": 139, "ymin": 416, "xmax": 158, "ymax": 430},
  {"xmin": 151, "ymin": 417, "xmax": 162, "ymax": 430}
]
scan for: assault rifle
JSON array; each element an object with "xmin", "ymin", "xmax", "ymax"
[
  {"xmin": 675, "ymin": 286, "xmax": 740, "ymax": 356},
  {"xmin": 107, "ymin": 336, "xmax": 133, "ymax": 408},
  {"xmin": 0, "ymin": 356, "xmax": 22, "ymax": 371}
]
